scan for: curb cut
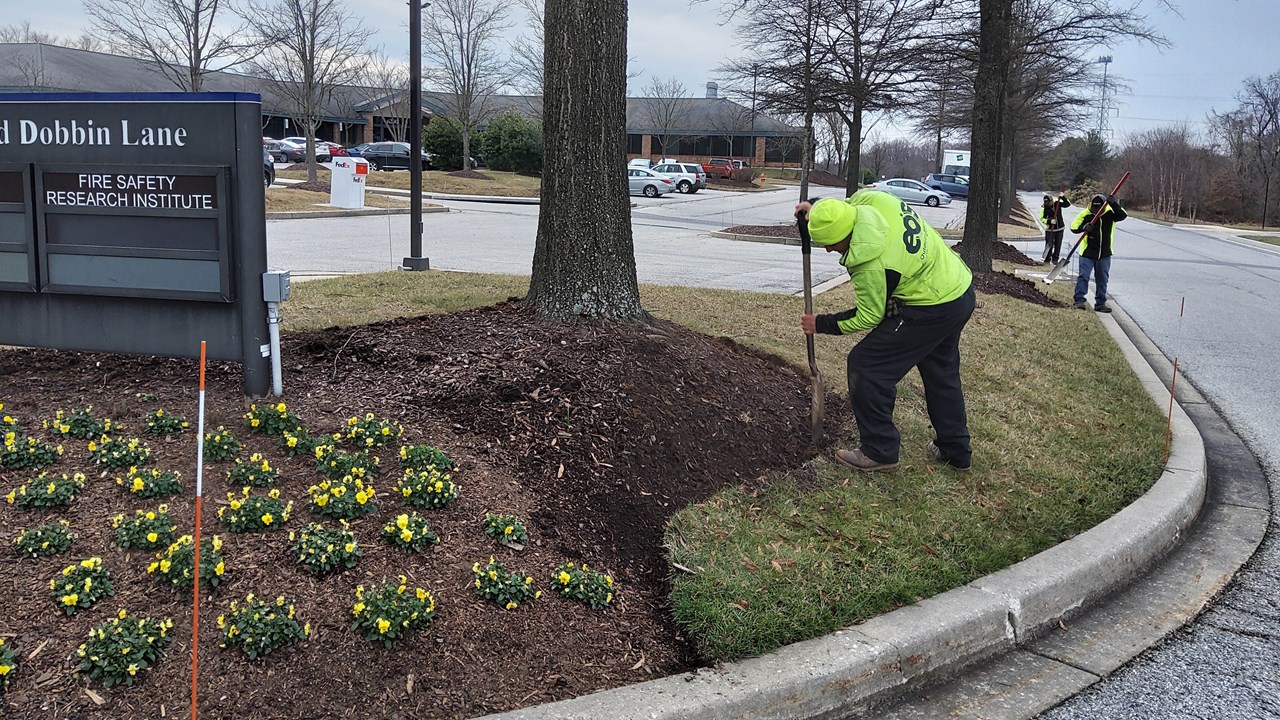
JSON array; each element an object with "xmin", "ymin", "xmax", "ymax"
[{"xmin": 476, "ymin": 304, "xmax": 1212, "ymax": 720}]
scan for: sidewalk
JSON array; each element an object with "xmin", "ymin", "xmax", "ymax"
[{"xmin": 474, "ymin": 303, "xmax": 1266, "ymax": 720}]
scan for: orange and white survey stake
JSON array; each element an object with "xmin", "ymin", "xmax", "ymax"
[{"xmin": 191, "ymin": 341, "xmax": 207, "ymax": 720}]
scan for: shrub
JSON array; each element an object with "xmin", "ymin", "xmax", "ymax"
[
  {"xmin": 6, "ymin": 471, "xmax": 87, "ymax": 509},
  {"xmin": 291, "ymin": 522, "xmax": 361, "ymax": 575},
  {"xmin": 313, "ymin": 444, "xmax": 379, "ymax": 480},
  {"xmin": 482, "ymin": 513, "xmax": 528, "ymax": 547},
  {"xmin": 203, "ymin": 426, "xmax": 241, "ymax": 462},
  {"xmin": 12, "ymin": 520, "xmax": 74, "ymax": 558},
  {"xmin": 218, "ymin": 487, "xmax": 292, "ymax": 532},
  {"xmin": 473, "ymin": 557, "xmax": 538, "ymax": 610},
  {"xmin": 227, "ymin": 453, "xmax": 280, "ymax": 487},
  {"xmin": 147, "ymin": 536, "xmax": 226, "ymax": 592},
  {"xmin": 398, "ymin": 444, "xmax": 456, "ymax": 473},
  {"xmin": 113, "ymin": 507, "xmax": 178, "ymax": 550},
  {"xmin": 218, "ymin": 594, "xmax": 309, "ymax": 660},
  {"xmin": 280, "ymin": 428, "xmax": 322, "ymax": 457},
  {"xmin": 423, "ymin": 116, "xmax": 464, "ymax": 170},
  {"xmin": 550, "ymin": 562, "xmax": 616, "ymax": 610},
  {"xmin": 50, "ymin": 557, "xmax": 114, "ymax": 615},
  {"xmin": 0, "ymin": 432, "xmax": 64, "ymax": 470},
  {"xmin": 394, "ymin": 468, "xmax": 458, "ymax": 509},
  {"xmin": 351, "ymin": 579, "xmax": 436, "ymax": 648},
  {"xmin": 88, "ymin": 436, "xmax": 152, "ymax": 468},
  {"xmin": 343, "ymin": 413, "xmax": 403, "ymax": 448},
  {"xmin": 143, "ymin": 408, "xmax": 188, "ymax": 436},
  {"xmin": 45, "ymin": 407, "xmax": 116, "ymax": 439},
  {"xmin": 0, "ymin": 636, "xmax": 14, "ymax": 694},
  {"xmin": 306, "ymin": 474, "xmax": 377, "ymax": 520},
  {"xmin": 76, "ymin": 611, "xmax": 174, "ymax": 687},
  {"xmin": 117, "ymin": 467, "xmax": 183, "ymax": 499},
  {"xmin": 244, "ymin": 402, "xmax": 301, "ymax": 436},
  {"xmin": 480, "ymin": 111, "xmax": 542, "ymax": 174},
  {"xmin": 382, "ymin": 513, "xmax": 439, "ymax": 552}
]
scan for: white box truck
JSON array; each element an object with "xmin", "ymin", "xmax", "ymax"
[{"xmin": 942, "ymin": 149, "xmax": 970, "ymax": 177}]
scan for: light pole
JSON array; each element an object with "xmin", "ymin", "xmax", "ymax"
[
  {"xmin": 1096, "ymin": 55, "xmax": 1112, "ymax": 137},
  {"xmin": 750, "ymin": 63, "xmax": 759, "ymax": 165},
  {"xmin": 403, "ymin": 1, "xmax": 430, "ymax": 271}
]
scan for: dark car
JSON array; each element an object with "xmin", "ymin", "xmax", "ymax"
[
  {"xmin": 263, "ymin": 148, "xmax": 275, "ymax": 188},
  {"xmin": 922, "ymin": 173, "xmax": 969, "ymax": 198},
  {"xmin": 348, "ymin": 143, "xmax": 370, "ymax": 157},
  {"xmin": 360, "ymin": 141, "xmax": 435, "ymax": 171},
  {"xmin": 265, "ymin": 139, "xmax": 331, "ymax": 164}
]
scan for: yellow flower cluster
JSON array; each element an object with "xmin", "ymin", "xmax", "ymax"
[
  {"xmin": 351, "ymin": 578, "xmax": 436, "ymax": 648},
  {"xmin": 76, "ymin": 613, "xmax": 173, "ymax": 687},
  {"xmin": 290, "ymin": 521, "xmax": 361, "ymax": 575},
  {"xmin": 549, "ymin": 561, "xmax": 615, "ymax": 610},
  {"xmin": 395, "ymin": 467, "xmax": 459, "ymax": 509},
  {"xmin": 115, "ymin": 466, "xmax": 183, "ymax": 498},
  {"xmin": 307, "ymin": 473, "xmax": 378, "ymax": 519},
  {"xmin": 381, "ymin": 512, "xmax": 439, "ymax": 552},
  {"xmin": 0, "ymin": 634, "xmax": 15, "ymax": 692},
  {"xmin": 50, "ymin": 557, "xmax": 114, "ymax": 615},
  {"xmin": 217, "ymin": 593, "xmax": 309, "ymax": 659},
  {"xmin": 343, "ymin": 412, "xmax": 404, "ymax": 448},
  {"xmin": 6, "ymin": 471, "xmax": 86, "ymax": 509},
  {"xmin": 147, "ymin": 536, "xmax": 226, "ymax": 590}
]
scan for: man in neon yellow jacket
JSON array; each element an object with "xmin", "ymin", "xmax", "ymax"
[{"xmin": 797, "ymin": 190, "xmax": 975, "ymax": 472}]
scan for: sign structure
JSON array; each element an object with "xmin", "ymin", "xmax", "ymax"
[{"xmin": 0, "ymin": 93, "xmax": 270, "ymax": 395}]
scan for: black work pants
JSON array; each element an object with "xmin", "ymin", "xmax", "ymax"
[
  {"xmin": 1044, "ymin": 228, "xmax": 1064, "ymax": 263},
  {"xmin": 847, "ymin": 286, "xmax": 975, "ymax": 465}
]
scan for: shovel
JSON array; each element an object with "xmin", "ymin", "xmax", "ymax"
[
  {"xmin": 796, "ymin": 210, "xmax": 825, "ymax": 444},
  {"xmin": 1045, "ymin": 171, "xmax": 1130, "ymax": 284}
]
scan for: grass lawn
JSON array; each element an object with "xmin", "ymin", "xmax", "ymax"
[
  {"xmin": 289, "ymin": 267, "xmax": 1167, "ymax": 663},
  {"xmin": 1245, "ymin": 234, "xmax": 1280, "ymax": 246},
  {"xmin": 277, "ymin": 168, "xmax": 541, "ymax": 197},
  {"xmin": 265, "ymin": 187, "xmax": 416, "ymax": 213}
]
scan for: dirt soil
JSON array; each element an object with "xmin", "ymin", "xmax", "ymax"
[
  {"xmin": 807, "ymin": 170, "xmax": 847, "ymax": 187},
  {"xmin": 723, "ymin": 223, "xmax": 797, "ymax": 239},
  {"xmin": 0, "ymin": 302, "xmax": 845, "ymax": 719},
  {"xmin": 288, "ymin": 181, "xmax": 332, "ymax": 194},
  {"xmin": 447, "ymin": 170, "xmax": 492, "ymax": 181},
  {"xmin": 952, "ymin": 240, "xmax": 1041, "ymax": 266},
  {"xmin": 971, "ymin": 271, "xmax": 1065, "ymax": 308}
]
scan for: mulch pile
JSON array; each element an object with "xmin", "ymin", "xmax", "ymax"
[
  {"xmin": 723, "ymin": 223, "xmax": 797, "ymax": 239},
  {"xmin": 288, "ymin": 181, "xmax": 331, "ymax": 194},
  {"xmin": 0, "ymin": 301, "xmax": 843, "ymax": 719},
  {"xmin": 808, "ymin": 170, "xmax": 847, "ymax": 187},
  {"xmin": 971, "ymin": 271, "xmax": 1064, "ymax": 308},
  {"xmin": 706, "ymin": 177, "xmax": 758, "ymax": 190},
  {"xmin": 448, "ymin": 170, "xmax": 492, "ymax": 181},
  {"xmin": 952, "ymin": 240, "xmax": 1041, "ymax": 266}
]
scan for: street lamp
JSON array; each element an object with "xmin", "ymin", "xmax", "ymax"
[
  {"xmin": 750, "ymin": 63, "xmax": 759, "ymax": 165},
  {"xmin": 403, "ymin": 1, "xmax": 430, "ymax": 271}
]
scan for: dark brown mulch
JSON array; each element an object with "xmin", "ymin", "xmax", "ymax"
[
  {"xmin": 0, "ymin": 301, "xmax": 844, "ymax": 719},
  {"xmin": 723, "ymin": 223, "xmax": 798, "ymax": 238},
  {"xmin": 808, "ymin": 170, "xmax": 847, "ymax": 188},
  {"xmin": 952, "ymin": 240, "xmax": 1041, "ymax": 266},
  {"xmin": 282, "ymin": 163, "xmax": 310, "ymax": 172},
  {"xmin": 448, "ymin": 170, "xmax": 492, "ymax": 181},
  {"xmin": 706, "ymin": 177, "xmax": 758, "ymax": 190},
  {"xmin": 971, "ymin": 271, "xmax": 1065, "ymax": 308},
  {"xmin": 288, "ymin": 181, "xmax": 332, "ymax": 193}
]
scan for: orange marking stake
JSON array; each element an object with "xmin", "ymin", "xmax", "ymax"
[{"xmin": 191, "ymin": 341, "xmax": 207, "ymax": 720}]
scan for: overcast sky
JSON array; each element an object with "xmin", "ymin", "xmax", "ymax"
[{"xmin": 11, "ymin": 0, "xmax": 1280, "ymax": 147}]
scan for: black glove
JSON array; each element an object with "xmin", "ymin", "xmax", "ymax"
[
  {"xmin": 1107, "ymin": 195, "xmax": 1120, "ymax": 207},
  {"xmin": 1078, "ymin": 223, "xmax": 1095, "ymax": 235},
  {"xmin": 885, "ymin": 297, "xmax": 903, "ymax": 318}
]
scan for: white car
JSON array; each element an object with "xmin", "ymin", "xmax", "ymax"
[
  {"xmin": 652, "ymin": 162, "xmax": 707, "ymax": 194},
  {"xmin": 628, "ymin": 167, "xmax": 674, "ymax": 197},
  {"xmin": 869, "ymin": 178, "xmax": 951, "ymax": 207}
]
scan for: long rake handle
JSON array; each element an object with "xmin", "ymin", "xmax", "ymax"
[{"xmin": 1061, "ymin": 172, "xmax": 1130, "ymax": 264}]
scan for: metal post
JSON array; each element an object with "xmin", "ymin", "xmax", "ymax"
[
  {"xmin": 1096, "ymin": 55, "xmax": 1112, "ymax": 137},
  {"xmin": 403, "ymin": 1, "xmax": 430, "ymax": 271},
  {"xmin": 750, "ymin": 64, "xmax": 759, "ymax": 164}
]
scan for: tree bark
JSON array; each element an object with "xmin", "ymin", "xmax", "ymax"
[
  {"xmin": 843, "ymin": 98, "xmax": 863, "ymax": 197},
  {"xmin": 960, "ymin": 0, "xmax": 1013, "ymax": 273},
  {"xmin": 526, "ymin": 0, "xmax": 643, "ymax": 321}
]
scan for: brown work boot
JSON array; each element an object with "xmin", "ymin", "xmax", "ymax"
[
  {"xmin": 926, "ymin": 440, "xmax": 972, "ymax": 472},
  {"xmin": 833, "ymin": 448, "xmax": 898, "ymax": 473}
]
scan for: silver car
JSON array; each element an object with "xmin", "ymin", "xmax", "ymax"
[
  {"xmin": 870, "ymin": 178, "xmax": 952, "ymax": 207},
  {"xmin": 652, "ymin": 162, "xmax": 707, "ymax": 194},
  {"xmin": 628, "ymin": 167, "xmax": 675, "ymax": 197}
]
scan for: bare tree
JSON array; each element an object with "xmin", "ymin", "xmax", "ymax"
[
  {"xmin": 423, "ymin": 0, "xmax": 512, "ymax": 171},
  {"xmin": 819, "ymin": 111, "xmax": 849, "ymax": 175},
  {"xmin": 526, "ymin": 0, "xmax": 642, "ymax": 320},
  {"xmin": 361, "ymin": 53, "xmax": 413, "ymax": 142},
  {"xmin": 707, "ymin": 100, "xmax": 753, "ymax": 164},
  {"xmin": 636, "ymin": 77, "xmax": 695, "ymax": 159},
  {"xmin": 0, "ymin": 21, "xmax": 107, "ymax": 52},
  {"xmin": 509, "ymin": 0, "xmax": 543, "ymax": 98},
  {"xmin": 960, "ymin": 0, "xmax": 1013, "ymax": 273},
  {"xmin": 240, "ymin": 0, "xmax": 372, "ymax": 183},
  {"xmin": 82, "ymin": 0, "xmax": 245, "ymax": 91},
  {"xmin": 1214, "ymin": 72, "xmax": 1280, "ymax": 228}
]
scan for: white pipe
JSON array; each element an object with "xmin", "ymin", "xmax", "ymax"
[{"xmin": 267, "ymin": 301, "xmax": 283, "ymax": 396}]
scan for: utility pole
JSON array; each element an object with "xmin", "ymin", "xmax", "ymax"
[
  {"xmin": 1096, "ymin": 55, "xmax": 1113, "ymax": 137},
  {"xmin": 750, "ymin": 63, "xmax": 759, "ymax": 164},
  {"xmin": 403, "ymin": 0, "xmax": 431, "ymax": 271}
]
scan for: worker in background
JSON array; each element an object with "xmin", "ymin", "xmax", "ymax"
[
  {"xmin": 1040, "ymin": 192, "xmax": 1071, "ymax": 264},
  {"xmin": 796, "ymin": 191, "xmax": 975, "ymax": 473},
  {"xmin": 1070, "ymin": 193, "xmax": 1127, "ymax": 313}
]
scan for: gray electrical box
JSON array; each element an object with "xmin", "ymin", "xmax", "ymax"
[{"xmin": 262, "ymin": 270, "xmax": 291, "ymax": 303}]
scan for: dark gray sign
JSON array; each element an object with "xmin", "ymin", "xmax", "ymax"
[{"xmin": 0, "ymin": 93, "xmax": 270, "ymax": 395}]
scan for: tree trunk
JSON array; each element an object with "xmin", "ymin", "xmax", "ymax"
[
  {"xmin": 960, "ymin": 0, "xmax": 1013, "ymax": 274},
  {"xmin": 462, "ymin": 130, "xmax": 472, "ymax": 171},
  {"xmin": 843, "ymin": 100, "xmax": 863, "ymax": 197},
  {"xmin": 1000, "ymin": 126, "xmax": 1016, "ymax": 222},
  {"xmin": 526, "ymin": 0, "xmax": 643, "ymax": 321}
]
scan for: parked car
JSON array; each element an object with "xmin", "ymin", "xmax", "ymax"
[
  {"xmin": 263, "ymin": 147, "xmax": 275, "ymax": 188},
  {"xmin": 703, "ymin": 157, "xmax": 735, "ymax": 179},
  {"xmin": 628, "ymin": 167, "xmax": 674, "ymax": 197},
  {"xmin": 348, "ymin": 143, "xmax": 370, "ymax": 157},
  {"xmin": 265, "ymin": 139, "xmax": 331, "ymax": 163},
  {"xmin": 652, "ymin": 162, "xmax": 707, "ymax": 194},
  {"xmin": 359, "ymin": 141, "xmax": 435, "ymax": 171},
  {"xmin": 867, "ymin": 178, "xmax": 951, "ymax": 207},
  {"xmin": 922, "ymin": 172, "xmax": 969, "ymax": 199},
  {"xmin": 732, "ymin": 160, "xmax": 751, "ymax": 170},
  {"xmin": 628, "ymin": 158, "xmax": 653, "ymax": 169},
  {"xmin": 283, "ymin": 137, "xmax": 347, "ymax": 156}
]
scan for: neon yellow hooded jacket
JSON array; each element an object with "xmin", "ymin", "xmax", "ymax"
[{"xmin": 816, "ymin": 191, "xmax": 972, "ymax": 334}]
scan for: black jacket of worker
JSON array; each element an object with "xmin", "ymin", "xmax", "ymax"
[{"xmin": 1071, "ymin": 195, "xmax": 1128, "ymax": 259}]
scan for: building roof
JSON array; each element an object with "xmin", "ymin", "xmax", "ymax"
[{"xmin": 0, "ymin": 43, "xmax": 800, "ymax": 137}]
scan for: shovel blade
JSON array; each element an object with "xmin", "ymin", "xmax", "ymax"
[
  {"xmin": 1044, "ymin": 259, "xmax": 1069, "ymax": 284},
  {"xmin": 810, "ymin": 369, "xmax": 825, "ymax": 444}
]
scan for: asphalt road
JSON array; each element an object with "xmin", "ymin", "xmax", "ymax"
[
  {"xmin": 1005, "ymin": 217, "xmax": 1280, "ymax": 719},
  {"xmin": 265, "ymin": 183, "xmax": 967, "ymax": 294}
]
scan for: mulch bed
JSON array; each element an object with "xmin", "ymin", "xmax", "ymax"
[
  {"xmin": 723, "ymin": 224, "xmax": 797, "ymax": 238},
  {"xmin": 706, "ymin": 178, "xmax": 758, "ymax": 190},
  {"xmin": 0, "ymin": 301, "xmax": 844, "ymax": 719},
  {"xmin": 971, "ymin": 271, "xmax": 1064, "ymax": 308},
  {"xmin": 952, "ymin": 240, "xmax": 1041, "ymax": 266},
  {"xmin": 447, "ymin": 170, "xmax": 492, "ymax": 181},
  {"xmin": 808, "ymin": 170, "xmax": 847, "ymax": 187},
  {"xmin": 287, "ymin": 181, "xmax": 332, "ymax": 194}
]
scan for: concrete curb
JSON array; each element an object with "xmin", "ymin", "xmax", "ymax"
[
  {"xmin": 273, "ymin": 176, "xmax": 540, "ymax": 205},
  {"xmin": 476, "ymin": 305, "xmax": 1209, "ymax": 720},
  {"xmin": 264, "ymin": 206, "xmax": 448, "ymax": 220}
]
